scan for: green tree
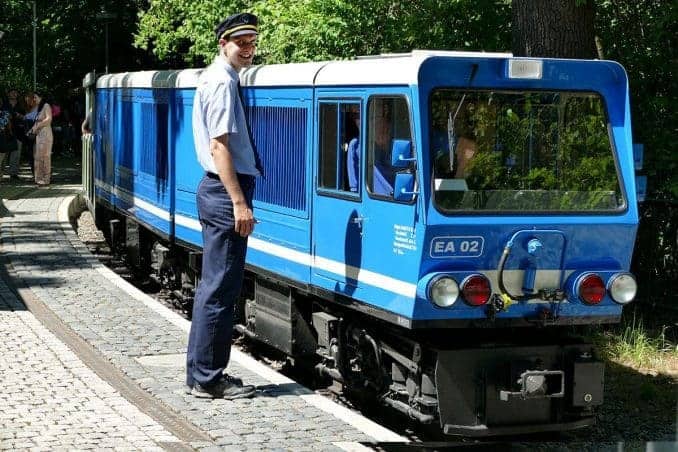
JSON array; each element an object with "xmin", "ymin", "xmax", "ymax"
[
  {"xmin": 0, "ymin": 0, "xmax": 154, "ymax": 98},
  {"xmin": 596, "ymin": 0, "xmax": 677, "ymax": 199},
  {"xmin": 134, "ymin": 0, "xmax": 511, "ymax": 65}
]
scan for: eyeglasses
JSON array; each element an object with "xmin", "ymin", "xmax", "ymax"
[{"xmin": 232, "ymin": 39, "xmax": 257, "ymax": 49}]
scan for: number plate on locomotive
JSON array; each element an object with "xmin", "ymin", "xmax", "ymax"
[{"xmin": 430, "ymin": 236, "xmax": 484, "ymax": 258}]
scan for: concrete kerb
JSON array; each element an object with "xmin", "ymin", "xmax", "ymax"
[{"xmin": 58, "ymin": 194, "xmax": 409, "ymax": 447}]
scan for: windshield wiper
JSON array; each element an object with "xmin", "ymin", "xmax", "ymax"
[
  {"xmin": 446, "ymin": 64, "xmax": 478, "ymax": 176},
  {"xmin": 448, "ymin": 94, "xmax": 466, "ymax": 175}
]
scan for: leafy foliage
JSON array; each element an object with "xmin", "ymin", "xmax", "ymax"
[
  {"xmin": 596, "ymin": 0, "xmax": 678, "ymax": 200},
  {"xmin": 135, "ymin": 0, "xmax": 511, "ymax": 65},
  {"xmin": 0, "ymin": 0, "xmax": 155, "ymax": 98}
]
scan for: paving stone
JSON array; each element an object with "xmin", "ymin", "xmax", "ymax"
[{"xmin": 0, "ymin": 179, "xmax": 390, "ymax": 449}]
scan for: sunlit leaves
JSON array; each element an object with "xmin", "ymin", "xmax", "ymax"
[{"xmin": 134, "ymin": 0, "xmax": 511, "ymax": 65}]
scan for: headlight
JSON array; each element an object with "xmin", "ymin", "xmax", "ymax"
[
  {"xmin": 428, "ymin": 276, "xmax": 459, "ymax": 308},
  {"xmin": 608, "ymin": 273, "xmax": 637, "ymax": 304}
]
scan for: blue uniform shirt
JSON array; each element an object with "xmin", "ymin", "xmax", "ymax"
[{"xmin": 192, "ymin": 56, "xmax": 260, "ymax": 176}]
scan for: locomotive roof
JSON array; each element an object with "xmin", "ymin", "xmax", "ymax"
[{"xmin": 95, "ymin": 50, "xmax": 513, "ymax": 89}]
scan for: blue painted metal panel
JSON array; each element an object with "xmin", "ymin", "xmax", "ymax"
[
  {"xmin": 119, "ymin": 99, "xmax": 134, "ymax": 170},
  {"xmin": 232, "ymin": 88, "xmax": 314, "ymax": 285},
  {"xmin": 308, "ymin": 87, "xmax": 423, "ymax": 319},
  {"xmin": 247, "ymin": 105, "xmax": 308, "ymax": 214},
  {"xmin": 173, "ymin": 88, "xmax": 204, "ymax": 248},
  {"xmin": 132, "ymin": 89, "xmax": 172, "ymax": 235},
  {"xmin": 246, "ymin": 247, "xmax": 311, "ymax": 285},
  {"xmin": 100, "ymin": 87, "xmax": 174, "ymax": 236},
  {"xmin": 421, "ymin": 224, "xmax": 636, "ymax": 273},
  {"xmin": 94, "ymin": 90, "xmax": 115, "ymax": 206},
  {"xmin": 243, "ymin": 87, "xmax": 313, "ymax": 218},
  {"xmin": 114, "ymin": 90, "xmax": 134, "ymax": 215}
]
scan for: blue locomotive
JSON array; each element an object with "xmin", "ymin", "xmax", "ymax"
[{"xmin": 81, "ymin": 51, "xmax": 640, "ymax": 436}]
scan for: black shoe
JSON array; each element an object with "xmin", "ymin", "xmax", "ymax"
[
  {"xmin": 222, "ymin": 373, "xmax": 243, "ymax": 386},
  {"xmin": 185, "ymin": 373, "xmax": 242, "ymax": 394},
  {"xmin": 191, "ymin": 378, "xmax": 255, "ymax": 400}
]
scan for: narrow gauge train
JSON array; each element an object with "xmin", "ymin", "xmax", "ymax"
[{"xmin": 81, "ymin": 51, "xmax": 641, "ymax": 436}]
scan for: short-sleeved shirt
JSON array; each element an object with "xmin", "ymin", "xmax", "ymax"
[{"xmin": 192, "ymin": 56, "xmax": 260, "ymax": 176}]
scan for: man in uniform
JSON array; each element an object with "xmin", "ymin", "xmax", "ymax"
[{"xmin": 186, "ymin": 12, "xmax": 262, "ymax": 399}]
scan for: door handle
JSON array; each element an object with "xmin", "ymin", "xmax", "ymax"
[{"xmin": 352, "ymin": 216, "xmax": 367, "ymax": 236}]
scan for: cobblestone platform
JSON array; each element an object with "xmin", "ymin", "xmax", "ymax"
[{"xmin": 0, "ymin": 167, "xmax": 406, "ymax": 451}]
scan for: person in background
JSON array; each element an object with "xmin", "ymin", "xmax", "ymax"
[
  {"xmin": 23, "ymin": 92, "xmax": 39, "ymax": 175},
  {"xmin": 5, "ymin": 89, "xmax": 25, "ymax": 181},
  {"xmin": 27, "ymin": 91, "xmax": 53, "ymax": 186},
  {"xmin": 453, "ymin": 135, "xmax": 477, "ymax": 178},
  {"xmin": 185, "ymin": 12, "xmax": 262, "ymax": 400},
  {"xmin": 0, "ymin": 99, "xmax": 17, "ymax": 182}
]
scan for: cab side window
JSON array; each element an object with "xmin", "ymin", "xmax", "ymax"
[
  {"xmin": 366, "ymin": 96, "xmax": 413, "ymax": 199},
  {"xmin": 318, "ymin": 101, "xmax": 361, "ymax": 195}
]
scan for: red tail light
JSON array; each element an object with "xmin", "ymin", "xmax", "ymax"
[
  {"xmin": 578, "ymin": 274, "xmax": 606, "ymax": 305},
  {"xmin": 462, "ymin": 275, "xmax": 491, "ymax": 306}
]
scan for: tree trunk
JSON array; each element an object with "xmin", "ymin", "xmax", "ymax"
[{"xmin": 512, "ymin": 0, "xmax": 597, "ymax": 59}]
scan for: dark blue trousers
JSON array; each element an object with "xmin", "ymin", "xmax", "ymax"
[{"xmin": 186, "ymin": 173, "xmax": 255, "ymax": 388}]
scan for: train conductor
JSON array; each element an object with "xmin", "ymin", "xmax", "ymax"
[{"xmin": 186, "ymin": 12, "xmax": 263, "ymax": 399}]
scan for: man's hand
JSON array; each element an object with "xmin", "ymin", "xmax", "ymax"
[{"xmin": 233, "ymin": 201, "xmax": 255, "ymax": 237}]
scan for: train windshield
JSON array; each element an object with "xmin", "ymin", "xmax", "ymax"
[{"xmin": 430, "ymin": 90, "xmax": 624, "ymax": 213}]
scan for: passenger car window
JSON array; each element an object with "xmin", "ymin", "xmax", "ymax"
[
  {"xmin": 366, "ymin": 96, "xmax": 413, "ymax": 199},
  {"xmin": 318, "ymin": 102, "xmax": 361, "ymax": 195}
]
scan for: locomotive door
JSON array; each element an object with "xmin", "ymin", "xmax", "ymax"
[
  {"xmin": 359, "ymin": 94, "xmax": 421, "ymax": 306},
  {"xmin": 312, "ymin": 97, "xmax": 365, "ymax": 293}
]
